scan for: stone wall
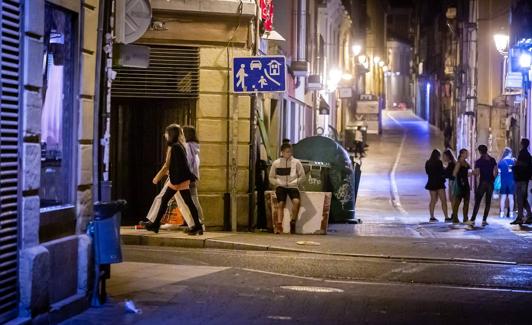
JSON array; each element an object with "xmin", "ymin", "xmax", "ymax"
[
  {"xmin": 197, "ymin": 47, "xmax": 252, "ymax": 228},
  {"xmin": 16, "ymin": 0, "xmax": 97, "ymax": 321}
]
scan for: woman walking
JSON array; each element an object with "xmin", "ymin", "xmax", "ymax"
[
  {"xmin": 183, "ymin": 125, "xmax": 205, "ymax": 228},
  {"xmin": 425, "ymin": 149, "xmax": 449, "ymax": 222},
  {"xmin": 452, "ymin": 149, "xmax": 471, "ymax": 224},
  {"xmin": 498, "ymin": 147, "xmax": 516, "ymax": 218},
  {"xmin": 145, "ymin": 124, "xmax": 203, "ymax": 235},
  {"xmin": 443, "ymin": 149, "xmax": 457, "ymax": 222}
]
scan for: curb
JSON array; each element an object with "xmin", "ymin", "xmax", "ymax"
[{"xmin": 122, "ymin": 234, "xmax": 520, "ymax": 266}]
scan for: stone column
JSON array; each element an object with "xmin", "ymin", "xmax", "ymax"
[{"xmin": 19, "ymin": 0, "xmax": 49, "ymax": 318}]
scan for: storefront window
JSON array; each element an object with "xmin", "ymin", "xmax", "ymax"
[{"xmin": 40, "ymin": 4, "xmax": 75, "ymax": 210}]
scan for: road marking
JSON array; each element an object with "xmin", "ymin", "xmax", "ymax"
[
  {"xmin": 241, "ymin": 266, "xmax": 532, "ymax": 294},
  {"xmin": 385, "ymin": 111, "xmax": 408, "ymax": 216},
  {"xmin": 280, "ymin": 286, "xmax": 344, "ymax": 293}
]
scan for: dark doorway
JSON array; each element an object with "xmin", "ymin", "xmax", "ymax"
[{"xmin": 110, "ymin": 99, "xmax": 195, "ymax": 225}]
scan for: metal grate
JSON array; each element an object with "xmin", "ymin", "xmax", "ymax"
[
  {"xmin": 112, "ymin": 45, "xmax": 200, "ymax": 99},
  {"xmin": 0, "ymin": 0, "xmax": 20, "ymax": 322}
]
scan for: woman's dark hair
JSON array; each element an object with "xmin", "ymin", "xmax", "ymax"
[
  {"xmin": 165, "ymin": 124, "xmax": 182, "ymax": 145},
  {"xmin": 459, "ymin": 148, "xmax": 468, "ymax": 158},
  {"xmin": 428, "ymin": 149, "xmax": 441, "ymax": 162},
  {"xmin": 443, "ymin": 149, "xmax": 456, "ymax": 163},
  {"xmin": 183, "ymin": 125, "xmax": 199, "ymax": 143}
]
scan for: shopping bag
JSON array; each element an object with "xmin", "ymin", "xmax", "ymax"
[
  {"xmin": 494, "ymin": 174, "xmax": 501, "ymax": 192},
  {"xmin": 161, "ymin": 199, "xmax": 185, "ymax": 225}
]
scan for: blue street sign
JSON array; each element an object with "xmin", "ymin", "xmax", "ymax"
[{"xmin": 232, "ymin": 56, "xmax": 286, "ymax": 93}]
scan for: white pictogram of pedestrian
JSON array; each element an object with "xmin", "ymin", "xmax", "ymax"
[
  {"xmin": 258, "ymin": 75, "xmax": 268, "ymax": 88},
  {"xmin": 264, "ymin": 70, "xmax": 281, "ymax": 86},
  {"xmin": 236, "ymin": 64, "xmax": 248, "ymax": 91}
]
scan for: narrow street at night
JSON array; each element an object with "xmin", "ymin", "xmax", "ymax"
[
  {"xmin": 61, "ymin": 110, "xmax": 532, "ymax": 324},
  {"xmin": 4, "ymin": 0, "xmax": 532, "ymax": 324}
]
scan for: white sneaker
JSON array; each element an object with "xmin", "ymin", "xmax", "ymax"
[
  {"xmin": 509, "ymin": 211, "xmax": 515, "ymax": 219},
  {"xmin": 499, "ymin": 212, "xmax": 505, "ymax": 218},
  {"xmin": 464, "ymin": 220, "xmax": 474, "ymax": 227}
]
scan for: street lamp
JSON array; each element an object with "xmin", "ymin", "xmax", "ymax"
[
  {"xmin": 493, "ymin": 33, "xmax": 510, "ymax": 94},
  {"xmin": 493, "ymin": 34, "xmax": 509, "ymax": 55},
  {"xmin": 352, "ymin": 44, "xmax": 362, "ymax": 56}
]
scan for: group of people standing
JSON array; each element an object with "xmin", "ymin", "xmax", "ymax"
[{"xmin": 425, "ymin": 138, "xmax": 532, "ymax": 227}]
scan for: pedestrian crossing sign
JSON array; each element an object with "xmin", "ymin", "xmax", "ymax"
[{"xmin": 232, "ymin": 56, "xmax": 286, "ymax": 93}]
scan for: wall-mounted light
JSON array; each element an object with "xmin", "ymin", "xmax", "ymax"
[
  {"xmin": 519, "ymin": 52, "xmax": 532, "ymax": 69},
  {"xmin": 373, "ymin": 56, "xmax": 381, "ymax": 64},
  {"xmin": 493, "ymin": 33, "xmax": 509, "ymax": 55},
  {"xmin": 352, "ymin": 44, "xmax": 362, "ymax": 56}
]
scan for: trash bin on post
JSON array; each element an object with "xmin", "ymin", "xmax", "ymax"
[{"xmin": 89, "ymin": 200, "xmax": 127, "ymax": 306}]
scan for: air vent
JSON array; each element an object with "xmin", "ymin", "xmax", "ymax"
[{"xmin": 112, "ymin": 45, "xmax": 199, "ymax": 99}]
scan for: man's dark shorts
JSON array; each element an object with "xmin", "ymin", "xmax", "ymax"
[{"xmin": 275, "ymin": 187, "xmax": 300, "ymax": 202}]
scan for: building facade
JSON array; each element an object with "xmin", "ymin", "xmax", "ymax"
[{"xmin": 2, "ymin": 0, "xmax": 100, "ymax": 323}]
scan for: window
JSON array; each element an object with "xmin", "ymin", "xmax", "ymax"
[{"xmin": 40, "ymin": 4, "xmax": 75, "ymax": 210}]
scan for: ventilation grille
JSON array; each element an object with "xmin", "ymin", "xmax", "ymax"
[
  {"xmin": 112, "ymin": 45, "xmax": 200, "ymax": 99},
  {"xmin": 0, "ymin": 0, "xmax": 20, "ymax": 323}
]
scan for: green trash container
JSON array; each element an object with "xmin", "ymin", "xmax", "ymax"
[{"xmin": 300, "ymin": 160, "xmax": 330, "ymax": 192}]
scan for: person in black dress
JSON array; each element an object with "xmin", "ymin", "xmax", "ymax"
[
  {"xmin": 452, "ymin": 148, "xmax": 471, "ymax": 224},
  {"xmin": 425, "ymin": 149, "xmax": 449, "ymax": 222}
]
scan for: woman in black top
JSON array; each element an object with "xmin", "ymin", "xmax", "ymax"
[
  {"xmin": 425, "ymin": 149, "xmax": 449, "ymax": 222},
  {"xmin": 145, "ymin": 124, "xmax": 203, "ymax": 235},
  {"xmin": 443, "ymin": 149, "xmax": 457, "ymax": 222},
  {"xmin": 451, "ymin": 148, "xmax": 471, "ymax": 224}
]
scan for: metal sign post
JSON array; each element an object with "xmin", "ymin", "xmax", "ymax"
[{"xmin": 232, "ymin": 55, "xmax": 286, "ymax": 231}]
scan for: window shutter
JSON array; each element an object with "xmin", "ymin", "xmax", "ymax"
[{"xmin": 0, "ymin": 0, "xmax": 20, "ymax": 322}]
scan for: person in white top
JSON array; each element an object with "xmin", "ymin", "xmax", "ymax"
[{"xmin": 269, "ymin": 144, "xmax": 305, "ymax": 234}]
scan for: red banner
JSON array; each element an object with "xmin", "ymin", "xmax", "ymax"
[{"xmin": 260, "ymin": 0, "xmax": 274, "ymax": 32}]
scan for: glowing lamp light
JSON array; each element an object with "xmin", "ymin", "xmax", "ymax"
[
  {"xmin": 519, "ymin": 52, "xmax": 532, "ymax": 69},
  {"xmin": 329, "ymin": 68, "xmax": 343, "ymax": 83},
  {"xmin": 342, "ymin": 73, "xmax": 353, "ymax": 80},
  {"xmin": 378, "ymin": 61, "xmax": 385, "ymax": 67},
  {"xmin": 493, "ymin": 34, "xmax": 509, "ymax": 55},
  {"xmin": 373, "ymin": 56, "xmax": 381, "ymax": 64},
  {"xmin": 352, "ymin": 44, "xmax": 362, "ymax": 56},
  {"xmin": 382, "ymin": 66, "xmax": 389, "ymax": 72},
  {"xmin": 327, "ymin": 68, "xmax": 343, "ymax": 91},
  {"xmin": 358, "ymin": 55, "xmax": 367, "ymax": 65}
]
